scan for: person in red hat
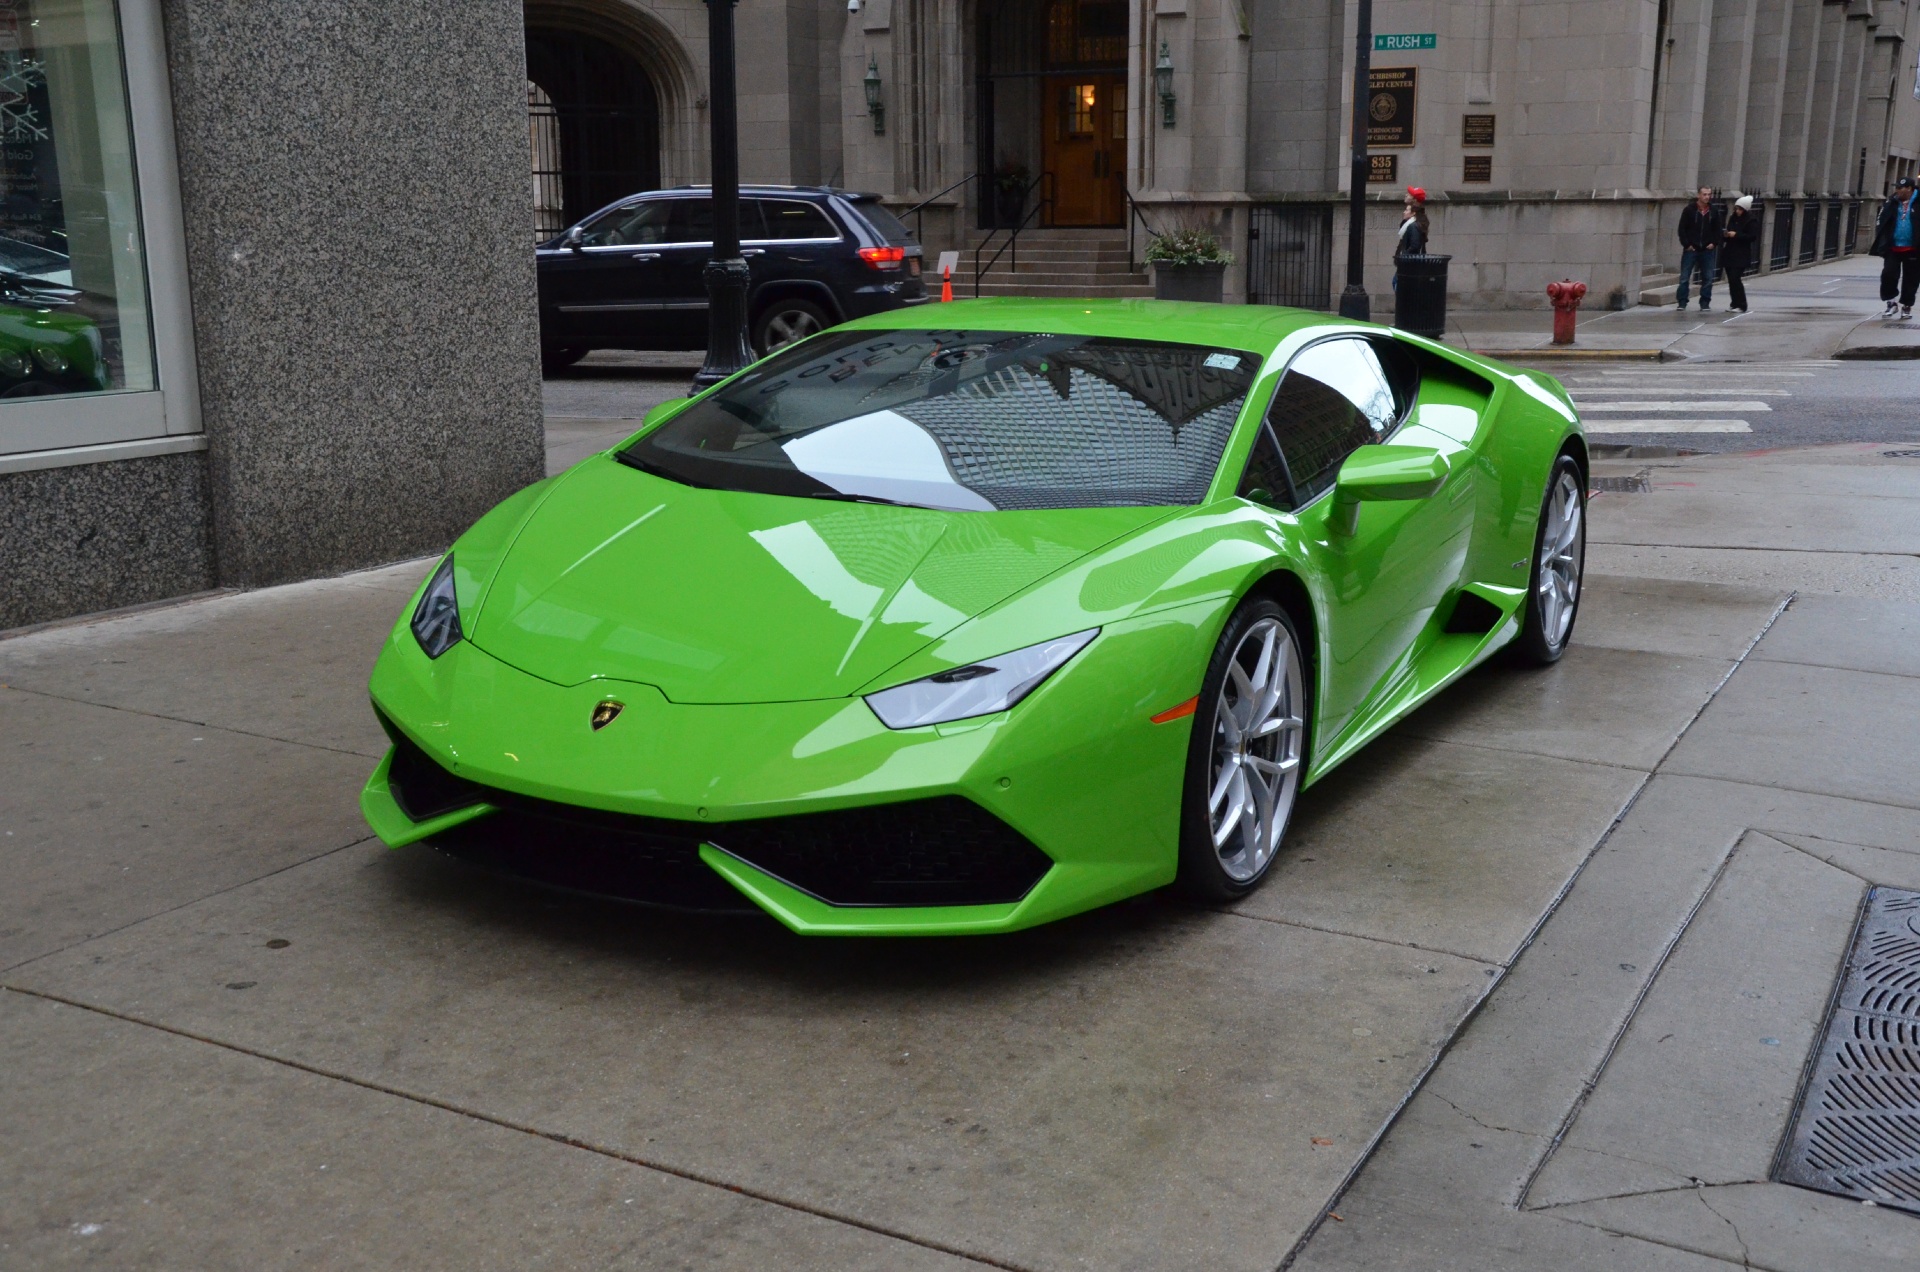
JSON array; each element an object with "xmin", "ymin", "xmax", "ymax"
[{"xmin": 1398, "ymin": 186, "xmax": 1430, "ymax": 256}]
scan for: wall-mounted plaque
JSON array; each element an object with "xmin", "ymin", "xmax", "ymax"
[
  {"xmin": 1368, "ymin": 153, "xmax": 1399, "ymax": 184},
  {"xmin": 1367, "ymin": 68, "xmax": 1416, "ymax": 148},
  {"xmin": 1463, "ymin": 114, "xmax": 1496, "ymax": 147},
  {"xmin": 1463, "ymin": 156, "xmax": 1493, "ymax": 183}
]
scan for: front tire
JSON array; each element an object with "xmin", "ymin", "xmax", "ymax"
[
  {"xmin": 1510, "ymin": 453, "xmax": 1587, "ymax": 666},
  {"xmin": 1176, "ymin": 598, "xmax": 1310, "ymax": 902},
  {"xmin": 541, "ymin": 345, "xmax": 587, "ymax": 376}
]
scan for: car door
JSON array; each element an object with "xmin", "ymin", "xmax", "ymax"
[
  {"xmin": 647, "ymin": 196, "xmax": 724, "ymax": 350},
  {"xmin": 750, "ymin": 197, "xmax": 842, "ymax": 294},
  {"xmin": 1251, "ymin": 335, "xmax": 1470, "ymax": 743},
  {"xmin": 537, "ymin": 199, "xmax": 677, "ymax": 349}
]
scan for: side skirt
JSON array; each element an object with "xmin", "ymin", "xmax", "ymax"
[{"xmin": 1305, "ymin": 581, "xmax": 1525, "ymax": 783}]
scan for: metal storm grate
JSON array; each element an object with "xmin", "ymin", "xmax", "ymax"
[
  {"xmin": 1777, "ymin": 887, "xmax": 1920, "ymax": 1212},
  {"xmin": 1591, "ymin": 470, "xmax": 1652, "ymax": 494}
]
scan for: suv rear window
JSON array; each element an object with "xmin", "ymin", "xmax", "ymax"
[
  {"xmin": 847, "ymin": 198, "xmax": 914, "ymax": 244},
  {"xmin": 620, "ymin": 329, "xmax": 1259, "ymax": 511}
]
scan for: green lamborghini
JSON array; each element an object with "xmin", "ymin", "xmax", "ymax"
[{"xmin": 362, "ymin": 299, "xmax": 1586, "ymax": 934}]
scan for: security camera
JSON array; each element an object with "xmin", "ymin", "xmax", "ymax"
[{"xmin": 848, "ymin": 0, "xmax": 861, "ymax": 10}]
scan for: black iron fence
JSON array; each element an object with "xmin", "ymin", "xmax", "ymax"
[{"xmin": 1246, "ymin": 204, "xmax": 1333, "ymax": 309}]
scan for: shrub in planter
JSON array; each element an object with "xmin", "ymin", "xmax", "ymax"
[
  {"xmin": 1146, "ymin": 228, "xmax": 1234, "ymax": 302},
  {"xmin": 993, "ymin": 163, "xmax": 1031, "ymax": 227}
]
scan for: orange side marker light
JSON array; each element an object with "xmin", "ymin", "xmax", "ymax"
[{"xmin": 1150, "ymin": 696, "xmax": 1199, "ymax": 724}]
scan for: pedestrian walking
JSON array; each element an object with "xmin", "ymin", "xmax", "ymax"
[
  {"xmin": 1721, "ymin": 194, "xmax": 1757, "ymax": 313},
  {"xmin": 1396, "ymin": 186, "xmax": 1429, "ymax": 257},
  {"xmin": 1676, "ymin": 186, "xmax": 1724, "ymax": 311},
  {"xmin": 1871, "ymin": 175, "xmax": 1920, "ymax": 320}
]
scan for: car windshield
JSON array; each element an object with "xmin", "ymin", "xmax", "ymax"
[{"xmin": 620, "ymin": 329, "xmax": 1260, "ymax": 511}]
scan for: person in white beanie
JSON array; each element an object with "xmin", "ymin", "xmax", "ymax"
[{"xmin": 1722, "ymin": 194, "xmax": 1758, "ymax": 313}]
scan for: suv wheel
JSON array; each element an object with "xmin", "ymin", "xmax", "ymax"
[
  {"xmin": 753, "ymin": 300, "xmax": 830, "ymax": 355},
  {"xmin": 541, "ymin": 346, "xmax": 586, "ymax": 376}
]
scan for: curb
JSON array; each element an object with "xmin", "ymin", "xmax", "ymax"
[
  {"xmin": 1832, "ymin": 344, "xmax": 1920, "ymax": 360},
  {"xmin": 1469, "ymin": 347, "xmax": 1671, "ymax": 362}
]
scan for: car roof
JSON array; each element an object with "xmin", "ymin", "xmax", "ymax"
[
  {"xmin": 660, "ymin": 184, "xmax": 877, "ymax": 200},
  {"xmin": 834, "ymin": 297, "xmax": 1353, "ymax": 356}
]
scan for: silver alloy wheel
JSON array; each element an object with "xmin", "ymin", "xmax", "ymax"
[
  {"xmin": 1538, "ymin": 469, "xmax": 1585, "ymax": 651},
  {"xmin": 1208, "ymin": 616, "xmax": 1306, "ymax": 882},
  {"xmin": 763, "ymin": 307, "xmax": 823, "ymax": 351}
]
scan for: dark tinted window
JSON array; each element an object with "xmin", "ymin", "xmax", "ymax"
[
  {"xmin": 665, "ymin": 198, "xmax": 716, "ymax": 243},
  {"xmin": 849, "ymin": 198, "xmax": 914, "ymax": 244},
  {"xmin": 757, "ymin": 200, "xmax": 840, "ymax": 240},
  {"xmin": 1267, "ymin": 337, "xmax": 1400, "ymax": 505},
  {"xmin": 621, "ymin": 329, "xmax": 1259, "ymax": 511},
  {"xmin": 578, "ymin": 200, "xmax": 673, "ymax": 247},
  {"xmin": 1238, "ymin": 423, "xmax": 1294, "ymax": 508}
]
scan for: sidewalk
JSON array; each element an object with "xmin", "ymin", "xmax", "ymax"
[
  {"xmin": 3, "ymin": 445, "xmax": 1917, "ymax": 1269},
  {"xmin": 1448, "ymin": 256, "xmax": 1919, "ymax": 363}
]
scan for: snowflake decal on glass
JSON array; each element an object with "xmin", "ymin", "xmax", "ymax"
[{"xmin": 0, "ymin": 51, "xmax": 48, "ymax": 143}]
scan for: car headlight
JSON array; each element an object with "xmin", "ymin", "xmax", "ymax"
[
  {"xmin": 31, "ymin": 346, "xmax": 68, "ymax": 374},
  {"xmin": 864, "ymin": 629, "xmax": 1098, "ymax": 729},
  {"xmin": 410, "ymin": 555, "xmax": 462, "ymax": 658},
  {"xmin": 0, "ymin": 349, "xmax": 29, "ymax": 378}
]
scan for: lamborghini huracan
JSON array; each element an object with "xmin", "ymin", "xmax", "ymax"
[{"xmin": 361, "ymin": 299, "xmax": 1586, "ymax": 934}]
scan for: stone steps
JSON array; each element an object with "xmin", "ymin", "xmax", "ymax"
[{"xmin": 951, "ymin": 228, "xmax": 1148, "ymax": 299}]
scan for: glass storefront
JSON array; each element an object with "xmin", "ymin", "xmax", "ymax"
[{"xmin": 0, "ymin": 0, "xmax": 152, "ymax": 402}]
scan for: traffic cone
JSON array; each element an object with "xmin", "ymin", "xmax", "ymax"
[{"xmin": 941, "ymin": 265, "xmax": 953, "ymax": 303}]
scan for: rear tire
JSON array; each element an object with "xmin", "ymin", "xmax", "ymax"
[
  {"xmin": 752, "ymin": 299, "xmax": 830, "ymax": 355},
  {"xmin": 1176, "ymin": 598, "xmax": 1310, "ymax": 903},
  {"xmin": 1509, "ymin": 453, "xmax": 1587, "ymax": 666}
]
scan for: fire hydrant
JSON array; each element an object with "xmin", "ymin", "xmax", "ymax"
[{"xmin": 1547, "ymin": 279, "xmax": 1588, "ymax": 346}]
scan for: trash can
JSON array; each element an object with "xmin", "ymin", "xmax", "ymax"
[{"xmin": 1392, "ymin": 253, "xmax": 1450, "ymax": 340}]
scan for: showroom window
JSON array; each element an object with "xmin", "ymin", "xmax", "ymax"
[{"xmin": 0, "ymin": 0, "xmax": 196, "ymax": 467}]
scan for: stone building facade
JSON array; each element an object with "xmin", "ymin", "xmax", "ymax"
[{"xmin": 524, "ymin": 0, "xmax": 1920, "ymax": 308}]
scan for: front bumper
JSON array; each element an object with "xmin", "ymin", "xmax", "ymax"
[{"xmin": 363, "ymin": 600, "xmax": 1224, "ymax": 934}]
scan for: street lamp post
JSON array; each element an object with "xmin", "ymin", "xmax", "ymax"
[
  {"xmin": 1337, "ymin": 0, "xmax": 1373, "ymax": 321},
  {"xmin": 692, "ymin": 0, "xmax": 756, "ymax": 392}
]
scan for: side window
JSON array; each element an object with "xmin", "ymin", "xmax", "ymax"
[
  {"xmin": 665, "ymin": 198, "xmax": 716, "ymax": 244},
  {"xmin": 1237, "ymin": 423, "xmax": 1295, "ymax": 509},
  {"xmin": 579, "ymin": 201, "xmax": 671, "ymax": 247},
  {"xmin": 759, "ymin": 199, "xmax": 840, "ymax": 240},
  {"xmin": 1266, "ymin": 337, "xmax": 1399, "ymax": 504}
]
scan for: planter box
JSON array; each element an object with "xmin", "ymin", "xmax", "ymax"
[{"xmin": 1152, "ymin": 261, "xmax": 1227, "ymax": 303}]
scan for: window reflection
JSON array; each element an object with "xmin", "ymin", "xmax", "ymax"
[{"xmin": 0, "ymin": 0, "xmax": 153, "ymax": 401}]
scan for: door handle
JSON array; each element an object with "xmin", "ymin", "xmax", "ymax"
[
  {"xmin": 742, "ymin": 248, "xmax": 766, "ymax": 256},
  {"xmin": 630, "ymin": 252, "xmax": 661, "ymax": 262}
]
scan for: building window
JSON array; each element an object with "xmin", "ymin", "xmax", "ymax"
[
  {"xmin": 0, "ymin": 0, "xmax": 153, "ymax": 401},
  {"xmin": 0, "ymin": 0, "xmax": 195, "ymax": 466}
]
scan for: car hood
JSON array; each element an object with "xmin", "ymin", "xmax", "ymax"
[{"xmin": 469, "ymin": 456, "xmax": 1169, "ymax": 703}]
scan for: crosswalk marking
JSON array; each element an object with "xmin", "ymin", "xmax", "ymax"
[
  {"xmin": 1582, "ymin": 419, "xmax": 1752, "ymax": 433},
  {"xmin": 1577, "ymin": 401, "xmax": 1773, "ymax": 412}
]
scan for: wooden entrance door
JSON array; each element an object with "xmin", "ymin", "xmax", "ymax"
[{"xmin": 1043, "ymin": 74, "xmax": 1125, "ymax": 227}]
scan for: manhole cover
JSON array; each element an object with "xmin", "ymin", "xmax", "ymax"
[
  {"xmin": 1591, "ymin": 470, "xmax": 1652, "ymax": 494},
  {"xmin": 1776, "ymin": 887, "xmax": 1920, "ymax": 1212},
  {"xmin": 1885, "ymin": 450, "xmax": 1920, "ymax": 459}
]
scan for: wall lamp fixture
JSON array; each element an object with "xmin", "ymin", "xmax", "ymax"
[
  {"xmin": 1155, "ymin": 41, "xmax": 1175, "ymax": 127},
  {"xmin": 865, "ymin": 56, "xmax": 885, "ymax": 134}
]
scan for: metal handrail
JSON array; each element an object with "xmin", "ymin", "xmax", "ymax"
[
  {"xmin": 972, "ymin": 172, "xmax": 1052, "ymax": 298},
  {"xmin": 1125, "ymin": 192, "xmax": 1159, "ymax": 271},
  {"xmin": 900, "ymin": 172, "xmax": 980, "ymax": 243}
]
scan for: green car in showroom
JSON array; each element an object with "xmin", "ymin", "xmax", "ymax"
[{"xmin": 362, "ymin": 299, "xmax": 1586, "ymax": 935}]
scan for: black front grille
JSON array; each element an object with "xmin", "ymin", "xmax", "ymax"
[
  {"xmin": 709, "ymin": 796, "xmax": 1053, "ymax": 908},
  {"xmin": 378, "ymin": 724, "xmax": 1052, "ymax": 909}
]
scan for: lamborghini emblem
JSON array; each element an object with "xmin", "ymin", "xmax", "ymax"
[{"xmin": 590, "ymin": 701, "xmax": 624, "ymax": 731}]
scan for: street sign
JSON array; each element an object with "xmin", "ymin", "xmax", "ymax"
[
  {"xmin": 1367, "ymin": 68, "xmax": 1416, "ymax": 148},
  {"xmin": 1375, "ymin": 33, "xmax": 1436, "ymax": 51}
]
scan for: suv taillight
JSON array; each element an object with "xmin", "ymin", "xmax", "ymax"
[{"xmin": 858, "ymin": 246, "xmax": 906, "ymax": 271}]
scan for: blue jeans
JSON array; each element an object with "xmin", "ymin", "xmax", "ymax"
[{"xmin": 1677, "ymin": 248, "xmax": 1718, "ymax": 307}]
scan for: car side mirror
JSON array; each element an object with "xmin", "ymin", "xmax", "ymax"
[
  {"xmin": 639, "ymin": 398, "xmax": 681, "ymax": 430},
  {"xmin": 563, "ymin": 226, "xmax": 585, "ymax": 251},
  {"xmin": 1329, "ymin": 444, "xmax": 1448, "ymax": 536}
]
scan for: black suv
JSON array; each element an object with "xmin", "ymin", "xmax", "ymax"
[{"xmin": 536, "ymin": 185, "xmax": 927, "ymax": 372}]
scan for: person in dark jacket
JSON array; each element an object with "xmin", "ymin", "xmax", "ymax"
[
  {"xmin": 1676, "ymin": 186, "xmax": 1725, "ymax": 311},
  {"xmin": 1396, "ymin": 186, "xmax": 1430, "ymax": 257},
  {"xmin": 1871, "ymin": 175, "xmax": 1920, "ymax": 320},
  {"xmin": 1720, "ymin": 194, "xmax": 1758, "ymax": 313}
]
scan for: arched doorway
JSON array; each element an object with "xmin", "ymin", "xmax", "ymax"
[{"xmin": 524, "ymin": 26, "xmax": 661, "ymax": 242}]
